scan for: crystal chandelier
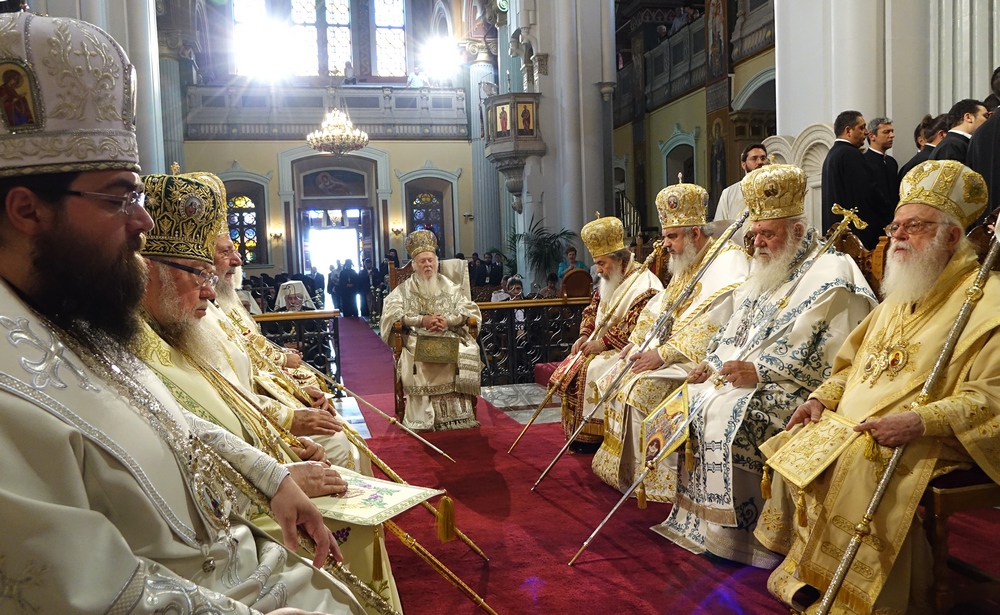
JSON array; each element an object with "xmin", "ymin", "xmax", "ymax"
[{"xmin": 306, "ymin": 108, "xmax": 369, "ymax": 155}]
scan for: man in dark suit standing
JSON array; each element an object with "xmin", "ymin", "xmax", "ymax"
[
  {"xmin": 822, "ymin": 110, "xmax": 884, "ymax": 248},
  {"xmin": 487, "ymin": 253, "xmax": 504, "ymax": 285},
  {"xmin": 967, "ymin": 67, "xmax": 1000, "ymax": 217},
  {"xmin": 863, "ymin": 117, "xmax": 900, "ymax": 211},
  {"xmin": 931, "ymin": 98, "xmax": 990, "ymax": 164},
  {"xmin": 899, "ymin": 113, "xmax": 949, "ymax": 180}
]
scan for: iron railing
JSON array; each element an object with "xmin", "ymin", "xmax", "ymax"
[
  {"xmin": 253, "ymin": 310, "xmax": 342, "ymax": 387},
  {"xmin": 477, "ymin": 297, "xmax": 590, "ymax": 386}
]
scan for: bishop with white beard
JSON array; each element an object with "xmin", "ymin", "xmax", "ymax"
[
  {"xmin": 653, "ymin": 164, "xmax": 877, "ymax": 568},
  {"xmin": 379, "ymin": 230, "xmax": 483, "ymax": 431},
  {"xmin": 549, "ymin": 216, "xmax": 663, "ymax": 453},
  {"xmin": 756, "ymin": 160, "xmax": 1000, "ymax": 615},
  {"xmin": 592, "ymin": 183, "xmax": 749, "ymax": 500}
]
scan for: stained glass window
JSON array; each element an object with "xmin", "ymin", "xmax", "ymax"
[
  {"xmin": 229, "ymin": 195, "xmax": 265, "ymax": 264},
  {"xmin": 374, "ymin": 0, "xmax": 406, "ymax": 76},
  {"xmin": 409, "ymin": 192, "xmax": 444, "ymax": 252},
  {"xmin": 326, "ymin": 0, "xmax": 352, "ymax": 76}
]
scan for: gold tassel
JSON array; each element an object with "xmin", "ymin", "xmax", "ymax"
[
  {"xmin": 437, "ymin": 495, "xmax": 456, "ymax": 543},
  {"xmin": 685, "ymin": 438, "xmax": 695, "ymax": 471},
  {"xmin": 863, "ymin": 432, "xmax": 880, "ymax": 462},
  {"xmin": 796, "ymin": 489, "xmax": 808, "ymax": 527},
  {"xmin": 760, "ymin": 466, "xmax": 772, "ymax": 501},
  {"xmin": 371, "ymin": 525, "xmax": 384, "ymax": 583},
  {"xmin": 636, "ymin": 481, "xmax": 648, "ymax": 509}
]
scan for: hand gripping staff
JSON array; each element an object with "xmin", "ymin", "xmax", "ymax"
[
  {"xmin": 814, "ymin": 230, "xmax": 1000, "ymax": 615},
  {"xmin": 243, "ymin": 354, "xmax": 488, "ymax": 560},
  {"xmin": 530, "ymin": 209, "xmax": 750, "ymax": 490},
  {"xmin": 206, "ymin": 352, "xmax": 497, "ymax": 609},
  {"xmin": 261, "ymin": 338, "xmax": 457, "ymax": 463},
  {"xmin": 507, "ymin": 240, "xmax": 666, "ymax": 454},
  {"xmin": 568, "ymin": 205, "xmax": 867, "ymax": 564}
]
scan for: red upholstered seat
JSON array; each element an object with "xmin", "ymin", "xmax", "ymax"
[{"xmin": 534, "ymin": 362, "xmax": 559, "ymax": 387}]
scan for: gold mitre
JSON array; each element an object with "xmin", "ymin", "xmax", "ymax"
[
  {"xmin": 0, "ymin": 13, "xmax": 139, "ymax": 177},
  {"xmin": 742, "ymin": 164, "xmax": 806, "ymax": 221},
  {"xmin": 898, "ymin": 160, "xmax": 987, "ymax": 227},
  {"xmin": 581, "ymin": 215, "xmax": 626, "ymax": 257},
  {"xmin": 141, "ymin": 172, "xmax": 227, "ymax": 264},
  {"xmin": 655, "ymin": 183, "xmax": 708, "ymax": 229},
  {"xmin": 405, "ymin": 229, "xmax": 438, "ymax": 258}
]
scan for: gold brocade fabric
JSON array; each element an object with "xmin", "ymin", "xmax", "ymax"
[
  {"xmin": 756, "ymin": 243, "xmax": 1000, "ymax": 614},
  {"xmin": 591, "ymin": 242, "xmax": 748, "ymax": 497}
]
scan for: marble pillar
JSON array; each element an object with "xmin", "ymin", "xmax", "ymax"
[{"xmin": 470, "ymin": 48, "xmax": 503, "ymax": 255}]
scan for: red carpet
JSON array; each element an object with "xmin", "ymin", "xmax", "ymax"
[{"xmin": 336, "ymin": 316, "xmax": 1000, "ymax": 615}]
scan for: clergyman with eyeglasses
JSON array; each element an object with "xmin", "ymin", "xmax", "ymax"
[{"xmin": 756, "ymin": 160, "xmax": 1000, "ymax": 615}]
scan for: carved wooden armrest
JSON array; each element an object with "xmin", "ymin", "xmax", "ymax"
[
  {"xmin": 392, "ymin": 321, "xmax": 403, "ymax": 358},
  {"xmin": 467, "ymin": 317, "xmax": 478, "ymax": 340}
]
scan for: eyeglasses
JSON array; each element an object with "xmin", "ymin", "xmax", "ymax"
[
  {"xmin": 151, "ymin": 258, "xmax": 219, "ymax": 288},
  {"xmin": 65, "ymin": 190, "xmax": 145, "ymax": 215},
  {"xmin": 884, "ymin": 219, "xmax": 940, "ymax": 236}
]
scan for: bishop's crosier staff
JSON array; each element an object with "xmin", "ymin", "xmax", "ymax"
[
  {"xmin": 532, "ymin": 209, "xmax": 751, "ymax": 490},
  {"xmin": 569, "ymin": 202, "xmax": 868, "ymax": 565}
]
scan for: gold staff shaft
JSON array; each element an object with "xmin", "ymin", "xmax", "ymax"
[
  {"xmin": 383, "ymin": 520, "xmax": 500, "ymax": 615},
  {"xmin": 214, "ymin": 455, "xmax": 402, "ymax": 615},
  {"xmin": 816, "ymin": 232, "xmax": 1000, "ymax": 615},
  {"xmin": 571, "ymin": 207, "xmax": 870, "ymax": 560},
  {"xmin": 569, "ymin": 395, "xmax": 701, "ymax": 565},
  {"xmin": 338, "ymin": 424, "xmax": 489, "ymax": 561},
  {"xmin": 511, "ymin": 241, "xmax": 666, "ymax": 455},
  {"xmin": 572, "ymin": 209, "xmax": 750, "ymax": 460}
]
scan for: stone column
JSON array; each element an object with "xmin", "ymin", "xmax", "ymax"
[
  {"xmin": 158, "ymin": 51, "xmax": 185, "ymax": 172},
  {"xmin": 469, "ymin": 44, "xmax": 503, "ymax": 255}
]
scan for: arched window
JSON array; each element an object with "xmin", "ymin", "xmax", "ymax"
[
  {"xmin": 228, "ymin": 194, "xmax": 265, "ymax": 264},
  {"xmin": 409, "ymin": 191, "xmax": 444, "ymax": 254}
]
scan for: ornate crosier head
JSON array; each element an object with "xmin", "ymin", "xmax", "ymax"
[{"xmin": 0, "ymin": 12, "xmax": 139, "ymax": 176}]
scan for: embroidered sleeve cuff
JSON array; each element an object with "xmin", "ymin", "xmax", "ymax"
[
  {"xmin": 808, "ymin": 379, "xmax": 846, "ymax": 410},
  {"xmin": 601, "ymin": 333, "xmax": 624, "ymax": 351},
  {"xmin": 912, "ymin": 396, "xmax": 974, "ymax": 438},
  {"xmin": 403, "ymin": 315, "xmax": 423, "ymax": 328},
  {"xmin": 657, "ymin": 343, "xmax": 685, "ymax": 365}
]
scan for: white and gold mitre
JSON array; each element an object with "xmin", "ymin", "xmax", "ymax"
[
  {"xmin": 742, "ymin": 164, "xmax": 806, "ymax": 221},
  {"xmin": 581, "ymin": 215, "xmax": 626, "ymax": 258},
  {"xmin": 898, "ymin": 159, "xmax": 988, "ymax": 227},
  {"xmin": 655, "ymin": 183, "xmax": 708, "ymax": 229},
  {"xmin": 0, "ymin": 13, "xmax": 139, "ymax": 177},
  {"xmin": 405, "ymin": 229, "xmax": 438, "ymax": 258}
]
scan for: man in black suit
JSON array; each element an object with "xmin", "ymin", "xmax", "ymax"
[
  {"xmin": 487, "ymin": 253, "xmax": 504, "ymax": 285},
  {"xmin": 822, "ymin": 110, "xmax": 884, "ymax": 248},
  {"xmin": 899, "ymin": 113, "xmax": 949, "ymax": 180},
  {"xmin": 863, "ymin": 117, "xmax": 899, "ymax": 212},
  {"xmin": 967, "ymin": 67, "xmax": 1000, "ymax": 217},
  {"xmin": 931, "ymin": 98, "xmax": 990, "ymax": 164}
]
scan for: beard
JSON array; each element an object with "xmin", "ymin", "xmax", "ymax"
[
  {"xmin": 215, "ymin": 266, "xmax": 242, "ymax": 313},
  {"xmin": 667, "ymin": 240, "xmax": 703, "ymax": 277},
  {"xmin": 147, "ymin": 264, "xmax": 228, "ymax": 371},
  {"xmin": 743, "ymin": 236, "xmax": 800, "ymax": 300},
  {"xmin": 30, "ymin": 220, "xmax": 147, "ymax": 346},
  {"xmin": 598, "ymin": 261, "xmax": 626, "ymax": 299},
  {"xmin": 881, "ymin": 233, "xmax": 953, "ymax": 304},
  {"xmin": 413, "ymin": 271, "xmax": 443, "ymax": 296}
]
